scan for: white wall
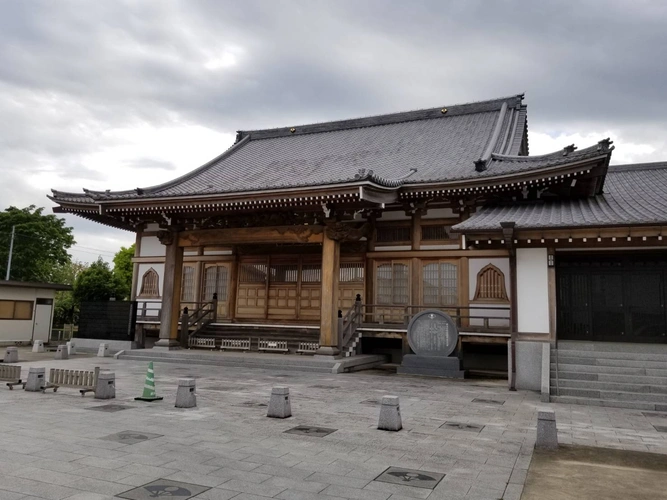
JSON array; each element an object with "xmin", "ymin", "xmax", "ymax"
[
  {"xmin": 516, "ymin": 248, "xmax": 550, "ymax": 334},
  {"xmin": 140, "ymin": 236, "xmax": 165, "ymax": 257},
  {"xmin": 468, "ymin": 258, "xmax": 511, "ymax": 329},
  {"xmin": 422, "ymin": 208, "xmax": 457, "ymax": 219},
  {"xmin": 0, "ymin": 287, "xmax": 56, "ymax": 343}
]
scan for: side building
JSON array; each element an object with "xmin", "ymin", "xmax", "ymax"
[{"xmin": 49, "ymin": 94, "xmax": 667, "ymax": 407}]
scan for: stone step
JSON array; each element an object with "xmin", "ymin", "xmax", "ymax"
[
  {"xmin": 551, "ymin": 349, "xmax": 667, "ymax": 363},
  {"xmin": 550, "ymin": 363, "xmax": 648, "ymax": 375},
  {"xmin": 555, "ymin": 341, "xmax": 667, "ymax": 355},
  {"xmin": 120, "ymin": 354, "xmax": 335, "ymax": 373},
  {"xmin": 555, "ymin": 356, "xmax": 667, "ymax": 369},
  {"xmin": 551, "ymin": 387, "xmax": 667, "ymax": 404},
  {"xmin": 552, "ymin": 371, "xmax": 667, "ymax": 386},
  {"xmin": 549, "ymin": 395, "xmax": 665, "ymax": 411},
  {"xmin": 555, "ymin": 378, "xmax": 667, "ymax": 394}
]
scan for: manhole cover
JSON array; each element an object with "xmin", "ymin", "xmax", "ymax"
[
  {"xmin": 200, "ymin": 386, "xmax": 241, "ymax": 392},
  {"xmin": 643, "ymin": 412, "xmax": 667, "ymax": 419},
  {"xmin": 360, "ymin": 399, "xmax": 380, "ymax": 405},
  {"xmin": 118, "ymin": 479, "xmax": 210, "ymax": 499},
  {"xmin": 653, "ymin": 425, "xmax": 667, "ymax": 433},
  {"xmin": 85, "ymin": 404, "xmax": 133, "ymax": 412},
  {"xmin": 235, "ymin": 401, "xmax": 268, "ymax": 408},
  {"xmin": 101, "ymin": 430, "xmax": 163, "ymax": 445},
  {"xmin": 375, "ymin": 467, "xmax": 445, "ymax": 489},
  {"xmin": 284, "ymin": 425, "xmax": 337, "ymax": 437},
  {"xmin": 309, "ymin": 385, "xmax": 340, "ymax": 390},
  {"xmin": 472, "ymin": 398, "xmax": 505, "ymax": 405},
  {"xmin": 441, "ymin": 421, "xmax": 484, "ymax": 432}
]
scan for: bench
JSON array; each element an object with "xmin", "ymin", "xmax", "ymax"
[
  {"xmin": 220, "ymin": 338, "xmax": 251, "ymax": 352},
  {"xmin": 188, "ymin": 337, "xmax": 216, "ymax": 350},
  {"xmin": 0, "ymin": 365, "xmax": 24, "ymax": 390},
  {"xmin": 297, "ymin": 342, "xmax": 319, "ymax": 355},
  {"xmin": 48, "ymin": 366, "xmax": 100, "ymax": 396},
  {"xmin": 258, "ymin": 339, "xmax": 288, "ymax": 353}
]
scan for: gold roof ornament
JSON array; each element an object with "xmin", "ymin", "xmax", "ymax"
[
  {"xmin": 290, "ymin": 127, "xmax": 296, "ymax": 133},
  {"xmin": 441, "ymin": 108, "xmax": 448, "ymax": 114}
]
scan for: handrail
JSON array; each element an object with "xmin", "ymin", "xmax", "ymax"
[{"xmin": 337, "ymin": 295, "xmax": 363, "ymax": 353}]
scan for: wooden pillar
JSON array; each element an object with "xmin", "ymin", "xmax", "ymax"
[
  {"xmin": 154, "ymin": 230, "xmax": 184, "ymax": 350},
  {"xmin": 317, "ymin": 231, "xmax": 341, "ymax": 356}
]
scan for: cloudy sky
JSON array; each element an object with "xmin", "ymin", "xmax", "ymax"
[{"xmin": 1, "ymin": 0, "xmax": 666, "ymax": 264}]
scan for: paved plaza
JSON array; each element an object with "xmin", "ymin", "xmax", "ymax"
[{"xmin": 0, "ymin": 353, "xmax": 666, "ymax": 500}]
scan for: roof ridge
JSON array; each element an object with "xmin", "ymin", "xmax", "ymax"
[
  {"xmin": 609, "ymin": 161, "xmax": 667, "ymax": 172},
  {"xmin": 241, "ymin": 94, "xmax": 525, "ymax": 141}
]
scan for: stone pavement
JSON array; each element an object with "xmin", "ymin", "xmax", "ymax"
[{"xmin": 0, "ymin": 354, "xmax": 665, "ymax": 500}]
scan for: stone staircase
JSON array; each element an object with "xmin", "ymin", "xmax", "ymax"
[{"xmin": 550, "ymin": 341, "xmax": 667, "ymax": 411}]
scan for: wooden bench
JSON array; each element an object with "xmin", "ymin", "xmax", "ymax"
[
  {"xmin": 258, "ymin": 339, "xmax": 288, "ymax": 353},
  {"xmin": 220, "ymin": 338, "xmax": 251, "ymax": 352},
  {"xmin": 188, "ymin": 337, "xmax": 216, "ymax": 350},
  {"xmin": 0, "ymin": 365, "xmax": 24, "ymax": 390},
  {"xmin": 48, "ymin": 367, "xmax": 99, "ymax": 396},
  {"xmin": 297, "ymin": 342, "xmax": 319, "ymax": 355}
]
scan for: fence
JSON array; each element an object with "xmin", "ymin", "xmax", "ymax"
[{"xmin": 77, "ymin": 302, "xmax": 137, "ymax": 341}]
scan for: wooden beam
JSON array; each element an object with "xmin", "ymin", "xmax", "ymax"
[
  {"xmin": 366, "ymin": 249, "xmax": 509, "ymax": 258},
  {"xmin": 179, "ymin": 225, "xmax": 324, "ymax": 247}
]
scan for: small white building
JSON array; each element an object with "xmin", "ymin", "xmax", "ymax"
[{"xmin": 0, "ymin": 281, "xmax": 72, "ymax": 344}]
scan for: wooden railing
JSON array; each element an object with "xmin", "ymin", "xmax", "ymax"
[
  {"xmin": 137, "ymin": 301, "xmax": 162, "ymax": 322},
  {"xmin": 180, "ymin": 299, "xmax": 217, "ymax": 346},
  {"xmin": 337, "ymin": 298, "xmax": 511, "ymax": 351}
]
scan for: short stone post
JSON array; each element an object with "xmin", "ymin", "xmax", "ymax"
[
  {"xmin": 95, "ymin": 372, "xmax": 116, "ymax": 399},
  {"xmin": 55, "ymin": 344, "xmax": 69, "ymax": 360},
  {"xmin": 267, "ymin": 386, "xmax": 291, "ymax": 418},
  {"xmin": 378, "ymin": 395, "xmax": 402, "ymax": 431},
  {"xmin": 536, "ymin": 410, "xmax": 558, "ymax": 450},
  {"xmin": 175, "ymin": 378, "xmax": 196, "ymax": 408},
  {"xmin": 25, "ymin": 367, "xmax": 46, "ymax": 392},
  {"xmin": 32, "ymin": 340, "xmax": 45, "ymax": 353},
  {"xmin": 3, "ymin": 346, "xmax": 18, "ymax": 363},
  {"xmin": 97, "ymin": 343, "xmax": 109, "ymax": 357},
  {"xmin": 66, "ymin": 341, "xmax": 77, "ymax": 355}
]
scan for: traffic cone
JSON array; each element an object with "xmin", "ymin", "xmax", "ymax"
[{"xmin": 134, "ymin": 361, "xmax": 163, "ymax": 402}]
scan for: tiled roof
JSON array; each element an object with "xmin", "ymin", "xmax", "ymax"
[
  {"xmin": 52, "ymin": 95, "xmax": 529, "ymax": 202},
  {"xmin": 452, "ymin": 162, "xmax": 667, "ymax": 232}
]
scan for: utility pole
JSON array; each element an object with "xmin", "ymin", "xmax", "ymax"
[{"xmin": 5, "ymin": 225, "xmax": 15, "ymax": 281}]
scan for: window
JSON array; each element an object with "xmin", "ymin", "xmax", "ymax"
[
  {"xmin": 422, "ymin": 262, "xmax": 458, "ymax": 306},
  {"xmin": 203, "ymin": 266, "xmax": 229, "ymax": 301},
  {"xmin": 301, "ymin": 264, "xmax": 321, "ymax": 283},
  {"xmin": 139, "ymin": 268, "xmax": 160, "ymax": 297},
  {"xmin": 0, "ymin": 300, "xmax": 34, "ymax": 320},
  {"xmin": 340, "ymin": 262, "xmax": 364, "ymax": 283},
  {"xmin": 239, "ymin": 263, "xmax": 268, "ymax": 283},
  {"xmin": 376, "ymin": 226, "xmax": 411, "ymax": 244},
  {"xmin": 473, "ymin": 264, "xmax": 509, "ymax": 302},
  {"xmin": 181, "ymin": 265, "xmax": 195, "ymax": 302},
  {"xmin": 270, "ymin": 263, "xmax": 298, "ymax": 283},
  {"xmin": 421, "ymin": 224, "xmax": 452, "ymax": 241},
  {"xmin": 376, "ymin": 262, "xmax": 410, "ymax": 305}
]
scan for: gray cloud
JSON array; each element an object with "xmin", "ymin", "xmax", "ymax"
[{"xmin": 1, "ymin": 0, "xmax": 666, "ymax": 261}]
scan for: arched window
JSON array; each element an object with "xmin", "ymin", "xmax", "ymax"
[
  {"xmin": 139, "ymin": 268, "xmax": 160, "ymax": 297},
  {"xmin": 473, "ymin": 264, "xmax": 509, "ymax": 302}
]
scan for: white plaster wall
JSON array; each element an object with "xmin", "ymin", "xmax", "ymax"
[
  {"xmin": 516, "ymin": 248, "xmax": 549, "ymax": 334},
  {"xmin": 422, "ymin": 208, "xmax": 457, "ymax": 219},
  {"xmin": 467, "ymin": 258, "xmax": 511, "ymax": 329},
  {"xmin": 0, "ymin": 287, "xmax": 56, "ymax": 342},
  {"xmin": 145, "ymin": 223, "xmax": 159, "ymax": 231},
  {"xmin": 140, "ymin": 236, "xmax": 165, "ymax": 257},
  {"xmin": 379, "ymin": 210, "xmax": 410, "ymax": 221},
  {"xmin": 203, "ymin": 249, "xmax": 233, "ymax": 256}
]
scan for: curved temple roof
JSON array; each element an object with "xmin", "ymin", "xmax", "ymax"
[
  {"xmin": 452, "ymin": 162, "xmax": 667, "ymax": 232},
  {"xmin": 51, "ymin": 94, "xmax": 532, "ymax": 203}
]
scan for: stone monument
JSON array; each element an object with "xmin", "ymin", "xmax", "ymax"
[{"xmin": 397, "ymin": 310, "xmax": 466, "ymax": 378}]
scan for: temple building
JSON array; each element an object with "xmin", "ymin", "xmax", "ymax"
[{"xmin": 50, "ymin": 94, "xmax": 667, "ymax": 406}]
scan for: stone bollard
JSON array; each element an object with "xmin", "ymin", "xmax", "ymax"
[
  {"xmin": 536, "ymin": 410, "xmax": 558, "ymax": 450},
  {"xmin": 55, "ymin": 344, "xmax": 69, "ymax": 360},
  {"xmin": 3, "ymin": 346, "xmax": 19, "ymax": 363},
  {"xmin": 175, "ymin": 378, "xmax": 197, "ymax": 408},
  {"xmin": 378, "ymin": 395, "xmax": 402, "ymax": 431},
  {"xmin": 95, "ymin": 372, "xmax": 116, "ymax": 399},
  {"xmin": 97, "ymin": 343, "xmax": 109, "ymax": 357},
  {"xmin": 267, "ymin": 386, "xmax": 291, "ymax": 418},
  {"xmin": 25, "ymin": 367, "xmax": 46, "ymax": 392},
  {"xmin": 66, "ymin": 341, "xmax": 76, "ymax": 355},
  {"xmin": 32, "ymin": 340, "xmax": 45, "ymax": 353}
]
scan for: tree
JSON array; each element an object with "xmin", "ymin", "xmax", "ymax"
[
  {"xmin": 52, "ymin": 260, "xmax": 89, "ymax": 326},
  {"xmin": 0, "ymin": 205, "xmax": 75, "ymax": 282},
  {"xmin": 73, "ymin": 258, "xmax": 122, "ymax": 303},
  {"xmin": 112, "ymin": 244, "xmax": 135, "ymax": 300}
]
